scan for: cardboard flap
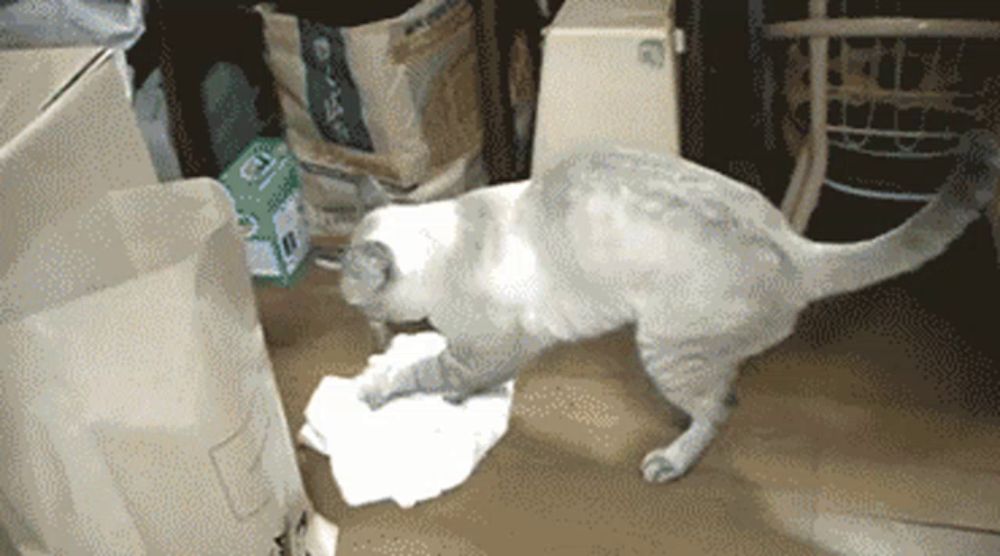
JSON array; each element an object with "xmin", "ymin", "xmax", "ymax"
[
  {"xmin": 0, "ymin": 47, "xmax": 107, "ymax": 148},
  {"xmin": 0, "ymin": 47, "xmax": 158, "ymax": 274},
  {"xmin": 0, "ymin": 177, "xmax": 320, "ymax": 554},
  {"xmin": 0, "ymin": 179, "xmax": 233, "ymax": 324}
]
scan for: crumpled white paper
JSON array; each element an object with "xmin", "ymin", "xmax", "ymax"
[{"xmin": 299, "ymin": 332, "xmax": 514, "ymax": 509}]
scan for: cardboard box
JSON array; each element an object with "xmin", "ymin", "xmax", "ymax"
[
  {"xmin": 0, "ymin": 51, "xmax": 336, "ymax": 555},
  {"xmin": 0, "ymin": 47, "xmax": 158, "ymax": 267},
  {"xmin": 0, "ymin": 179, "xmax": 334, "ymax": 555},
  {"xmin": 531, "ymin": 0, "xmax": 681, "ymax": 177},
  {"xmin": 218, "ymin": 138, "xmax": 312, "ymax": 286}
]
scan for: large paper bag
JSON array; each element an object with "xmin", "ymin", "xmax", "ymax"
[
  {"xmin": 0, "ymin": 180, "xmax": 326, "ymax": 555},
  {"xmin": 259, "ymin": 0, "xmax": 483, "ymax": 190}
]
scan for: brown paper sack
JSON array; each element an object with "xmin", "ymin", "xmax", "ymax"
[
  {"xmin": 260, "ymin": 0, "xmax": 483, "ymax": 187},
  {"xmin": 259, "ymin": 0, "xmax": 485, "ymax": 235},
  {"xmin": 297, "ymin": 153, "xmax": 486, "ymax": 237},
  {"xmin": 0, "ymin": 180, "xmax": 327, "ymax": 555}
]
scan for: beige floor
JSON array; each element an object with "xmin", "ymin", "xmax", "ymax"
[{"xmin": 256, "ymin": 254, "xmax": 1000, "ymax": 555}]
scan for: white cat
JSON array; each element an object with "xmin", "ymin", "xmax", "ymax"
[{"xmin": 335, "ymin": 131, "xmax": 999, "ymax": 483}]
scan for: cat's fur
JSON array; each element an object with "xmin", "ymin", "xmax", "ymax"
[{"xmin": 338, "ymin": 131, "xmax": 999, "ymax": 483}]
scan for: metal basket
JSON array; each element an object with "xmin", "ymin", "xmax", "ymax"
[{"xmin": 766, "ymin": 0, "xmax": 1000, "ymax": 229}]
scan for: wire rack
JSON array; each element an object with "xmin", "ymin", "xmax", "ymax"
[{"xmin": 766, "ymin": 0, "xmax": 1000, "ymax": 229}]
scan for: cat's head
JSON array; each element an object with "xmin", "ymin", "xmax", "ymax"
[
  {"xmin": 338, "ymin": 205, "xmax": 436, "ymax": 323},
  {"xmin": 339, "ymin": 238, "xmax": 396, "ymax": 315}
]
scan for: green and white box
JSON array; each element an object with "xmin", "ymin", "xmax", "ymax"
[{"xmin": 219, "ymin": 138, "xmax": 311, "ymax": 286}]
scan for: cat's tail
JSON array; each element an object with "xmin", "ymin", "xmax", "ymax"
[{"xmin": 796, "ymin": 130, "xmax": 1000, "ymax": 300}]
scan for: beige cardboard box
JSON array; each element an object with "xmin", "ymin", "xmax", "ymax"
[
  {"xmin": 0, "ymin": 50, "xmax": 337, "ymax": 555},
  {"xmin": 0, "ymin": 47, "xmax": 157, "ymax": 267},
  {"xmin": 0, "ymin": 179, "xmax": 334, "ymax": 555},
  {"xmin": 531, "ymin": 0, "xmax": 681, "ymax": 177}
]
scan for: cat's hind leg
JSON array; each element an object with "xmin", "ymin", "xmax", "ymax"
[{"xmin": 636, "ymin": 333, "xmax": 739, "ymax": 483}]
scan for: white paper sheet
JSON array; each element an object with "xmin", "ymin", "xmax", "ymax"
[{"xmin": 300, "ymin": 332, "xmax": 514, "ymax": 509}]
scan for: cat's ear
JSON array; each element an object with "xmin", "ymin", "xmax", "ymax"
[{"xmin": 340, "ymin": 240, "xmax": 396, "ymax": 303}]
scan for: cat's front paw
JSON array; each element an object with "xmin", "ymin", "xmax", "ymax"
[
  {"xmin": 641, "ymin": 449, "xmax": 685, "ymax": 483},
  {"xmin": 442, "ymin": 383, "xmax": 509, "ymax": 406},
  {"xmin": 443, "ymin": 392, "xmax": 468, "ymax": 406},
  {"xmin": 356, "ymin": 376, "xmax": 390, "ymax": 410}
]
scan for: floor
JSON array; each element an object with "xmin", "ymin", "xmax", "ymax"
[{"xmin": 256, "ymin": 234, "xmax": 1000, "ymax": 555}]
